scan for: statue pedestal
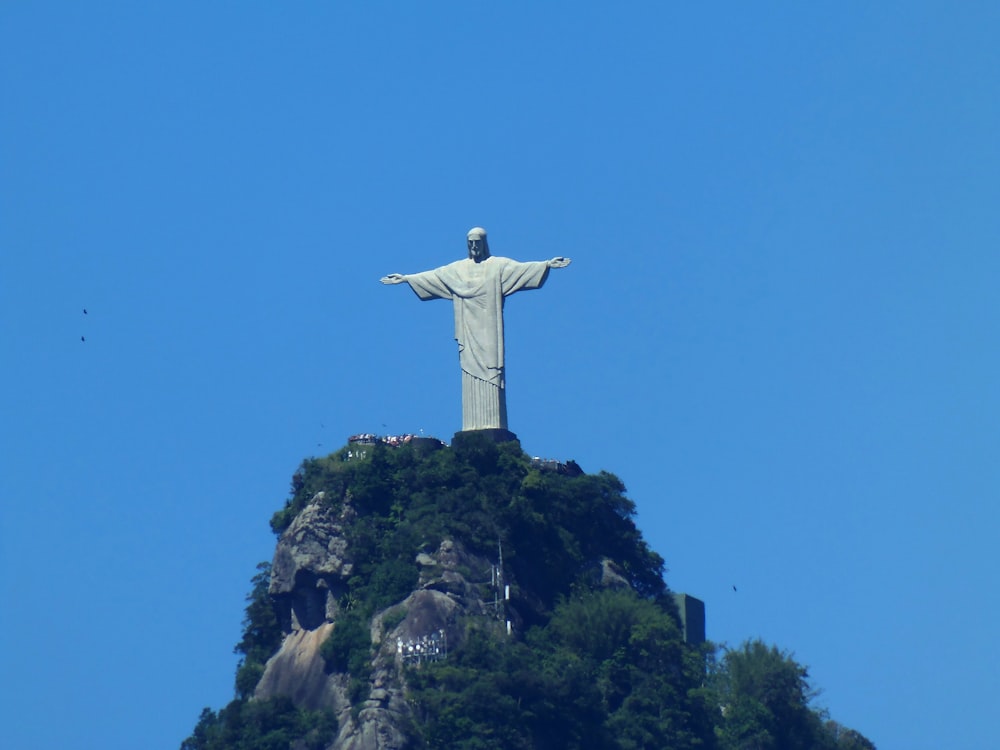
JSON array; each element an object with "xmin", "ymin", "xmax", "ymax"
[{"xmin": 452, "ymin": 428, "xmax": 519, "ymax": 445}]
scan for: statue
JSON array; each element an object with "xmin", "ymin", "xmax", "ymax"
[{"xmin": 381, "ymin": 227, "xmax": 571, "ymax": 433}]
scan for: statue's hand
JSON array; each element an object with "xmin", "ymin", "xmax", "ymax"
[
  {"xmin": 548, "ymin": 257, "xmax": 571, "ymax": 268},
  {"xmin": 381, "ymin": 273, "xmax": 406, "ymax": 285}
]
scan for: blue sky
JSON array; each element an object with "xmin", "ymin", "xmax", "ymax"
[{"xmin": 2, "ymin": 3, "xmax": 998, "ymax": 748}]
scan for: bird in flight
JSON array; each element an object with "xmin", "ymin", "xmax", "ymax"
[
  {"xmin": 81, "ymin": 336, "xmax": 86, "ymax": 342},
  {"xmin": 732, "ymin": 585, "xmax": 738, "ymax": 592},
  {"xmin": 83, "ymin": 308, "xmax": 88, "ymax": 314}
]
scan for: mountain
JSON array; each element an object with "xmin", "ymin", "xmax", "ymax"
[{"xmin": 182, "ymin": 432, "xmax": 875, "ymax": 750}]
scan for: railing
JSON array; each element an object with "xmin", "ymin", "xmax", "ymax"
[{"xmin": 397, "ymin": 630, "xmax": 447, "ymax": 664}]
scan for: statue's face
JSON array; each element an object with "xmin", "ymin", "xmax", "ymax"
[{"xmin": 467, "ymin": 236, "xmax": 489, "ymax": 262}]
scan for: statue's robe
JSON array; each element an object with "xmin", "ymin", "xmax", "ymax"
[{"xmin": 404, "ymin": 256, "xmax": 550, "ymax": 431}]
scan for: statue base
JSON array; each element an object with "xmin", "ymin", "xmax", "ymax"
[{"xmin": 452, "ymin": 428, "xmax": 519, "ymax": 445}]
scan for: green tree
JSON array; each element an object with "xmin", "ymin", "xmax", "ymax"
[
  {"xmin": 826, "ymin": 722, "xmax": 877, "ymax": 750},
  {"xmin": 408, "ymin": 589, "xmax": 711, "ymax": 750},
  {"xmin": 540, "ymin": 588, "xmax": 708, "ymax": 750},
  {"xmin": 186, "ymin": 439, "xmax": 874, "ymax": 750},
  {"xmin": 181, "ymin": 696, "xmax": 336, "ymax": 750},
  {"xmin": 408, "ymin": 629, "xmax": 612, "ymax": 750},
  {"xmin": 711, "ymin": 640, "xmax": 834, "ymax": 750},
  {"xmin": 232, "ymin": 562, "xmax": 283, "ymax": 699}
]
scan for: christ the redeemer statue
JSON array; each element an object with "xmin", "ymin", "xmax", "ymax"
[{"xmin": 381, "ymin": 227, "xmax": 571, "ymax": 433}]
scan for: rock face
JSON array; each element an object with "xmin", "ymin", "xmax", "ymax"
[
  {"xmin": 269, "ymin": 492, "xmax": 355, "ymax": 631},
  {"xmin": 256, "ymin": 493, "xmax": 499, "ymax": 750},
  {"xmin": 254, "ymin": 623, "xmax": 340, "ymax": 709}
]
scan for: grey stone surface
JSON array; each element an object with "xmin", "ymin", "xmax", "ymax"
[
  {"xmin": 258, "ymin": 520, "xmax": 504, "ymax": 750},
  {"xmin": 381, "ymin": 227, "xmax": 570, "ymax": 431},
  {"xmin": 269, "ymin": 493, "xmax": 356, "ymax": 631}
]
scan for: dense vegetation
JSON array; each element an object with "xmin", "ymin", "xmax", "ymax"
[
  {"xmin": 181, "ymin": 563, "xmax": 338, "ymax": 750},
  {"xmin": 183, "ymin": 434, "xmax": 874, "ymax": 749}
]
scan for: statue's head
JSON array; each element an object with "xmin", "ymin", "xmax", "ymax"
[{"xmin": 467, "ymin": 227, "xmax": 490, "ymax": 262}]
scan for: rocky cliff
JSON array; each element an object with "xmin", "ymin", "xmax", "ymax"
[
  {"xmin": 183, "ymin": 435, "xmax": 877, "ymax": 750},
  {"xmin": 183, "ymin": 434, "xmax": 710, "ymax": 750},
  {"xmin": 239, "ymin": 433, "xmax": 672, "ymax": 749},
  {"xmin": 258, "ymin": 490, "xmax": 504, "ymax": 750}
]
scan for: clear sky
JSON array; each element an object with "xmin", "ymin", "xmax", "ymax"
[{"xmin": 2, "ymin": 3, "xmax": 997, "ymax": 748}]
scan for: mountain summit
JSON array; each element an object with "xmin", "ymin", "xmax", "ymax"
[{"xmin": 182, "ymin": 432, "xmax": 874, "ymax": 750}]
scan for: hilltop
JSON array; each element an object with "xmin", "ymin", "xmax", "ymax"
[{"xmin": 182, "ymin": 432, "xmax": 875, "ymax": 749}]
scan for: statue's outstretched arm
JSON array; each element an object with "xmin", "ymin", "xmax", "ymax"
[
  {"xmin": 547, "ymin": 257, "xmax": 571, "ymax": 269},
  {"xmin": 381, "ymin": 273, "xmax": 407, "ymax": 285}
]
